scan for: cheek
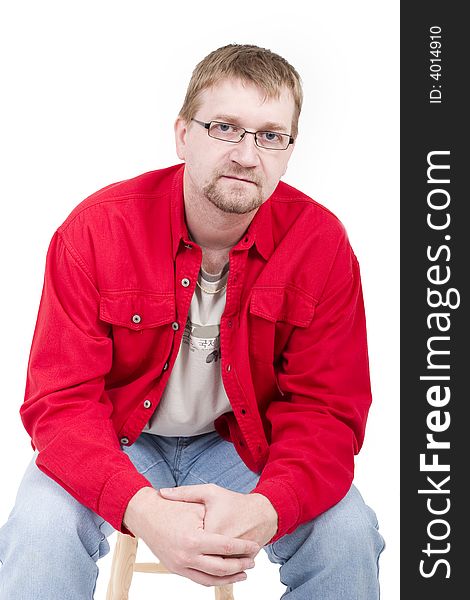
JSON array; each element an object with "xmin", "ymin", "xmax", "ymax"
[
  {"xmin": 184, "ymin": 148, "xmax": 207, "ymax": 180},
  {"xmin": 263, "ymin": 159, "xmax": 289, "ymax": 189},
  {"xmin": 187, "ymin": 144, "xmax": 218, "ymax": 172}
]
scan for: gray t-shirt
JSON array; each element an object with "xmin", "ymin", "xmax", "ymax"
[{"xmin": 144, "ymin": 264, "xmax": 231, "ymax": 436}]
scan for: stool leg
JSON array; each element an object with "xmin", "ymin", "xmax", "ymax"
[
  {"xmin": 214, "ymin": 584, "xmax": 234, "ymax": 600},
  {"xmin": 106, "ymin": 533, "xmax": 139, "ymax": 600}
]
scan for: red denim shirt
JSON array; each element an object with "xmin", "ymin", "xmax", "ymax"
[{"xmin": 20, "ymin": 163, "xmax": 372, "ymax": 544}]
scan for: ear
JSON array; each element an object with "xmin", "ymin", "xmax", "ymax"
[{"xmin": 174, "ymin": 117, "xmax": 189, "ymax": 161}]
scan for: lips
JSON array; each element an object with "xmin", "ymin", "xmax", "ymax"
[{"xmin": 221, "ymin": 175, "xmax": 256, "ymax": 184}]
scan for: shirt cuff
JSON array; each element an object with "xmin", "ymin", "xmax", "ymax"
[
  {"xmin": 98, "ymin": 468, "xmax": 153, "ymax": 535},
  {"xmin": 251, "ymin": 478, "xmax": 301, "ymax": 544}
]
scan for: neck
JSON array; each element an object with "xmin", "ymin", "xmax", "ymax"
[{"xmin": 183, "ymin": 172, "xmax": 258, "ymax": 273}]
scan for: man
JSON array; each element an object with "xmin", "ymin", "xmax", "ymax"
[{"xmin": 0, "ymin": 44, "xmax": 384, "ymax": 598}]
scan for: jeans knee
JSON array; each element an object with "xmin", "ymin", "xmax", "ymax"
[
  {"xmin": 312, "ymin": 487, "xmax": 384, "ymax": 561},
  {"xmin": 1, "ymin": 465, "xmax": 113, "ymax": 565},
  {"xmin": 4, "ymin": 500, "xmax": 109, "ymax": 564},
  {"xmin": 268, "ymin": 486, "xmax": 385, "ymax": 568}
]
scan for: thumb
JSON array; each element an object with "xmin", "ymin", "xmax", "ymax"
[{"xmin": 159, "ymin": 484, "xmax": 210, "ymax": 503}]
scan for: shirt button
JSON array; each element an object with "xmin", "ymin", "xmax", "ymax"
[
  {"xmin": 143, "ymin": 400, "xmax": 152, "ymax": 409},
  {"xmin": 163, "ymin": 362, "xmax": 169, "ymax": 371},
  {"xmin": 226, "ymin": 364, "xmax": 231, "ymax": 372},
  {"xmin": 181, "ymin": 278, "xmax": 190, "ymax": 287},
  {"xmin": 120, "ymin": 437, "xmax": 129, "ymax": 445},
  {"xmin": 171, "ymin": 322, "xmax": 179, "ymax": 331},
  {"xmin": 241, "ymin": 408, "xmax": 246, "ymax": 415},
  {"xmin": 227, "ymin": 320, "xmax": 233, "ymax": 328},
  {"xmin": 132, "ymin": 314, "xmax": 141, "ymax": 324}
]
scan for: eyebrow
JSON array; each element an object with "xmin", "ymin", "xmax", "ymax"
[{"xmin": 211, "ymin": 114, "xmax": 289, "ymax": 133}]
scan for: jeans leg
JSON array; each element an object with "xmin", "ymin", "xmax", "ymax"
[
  {"xmin": 0, "ymin": 436, "xmax": 177, "ymax": 600},
  {"xmin": 264, "ymin": 485, "xmax": 385, "ymax": 600},
  {"xmin": 168, "ymin": 431, "xmax": 384, "ymax": 600},
  {"xmin": 0, "ymin": 452, "xmax": 114, "ymax": 600},
  {"xmin": 174, "ymin": 430, "xmax": 260, "ymax": 492},
  {"xmin": 120, "ymin": 432, "xmax": 177, "ymax": 490}
]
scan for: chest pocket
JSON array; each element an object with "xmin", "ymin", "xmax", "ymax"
[
  {"xmin": 99, "ymin": 291, "xmax": 175, "ymax": 376},
  {"xmin": 248, "ymin": 286, "xmax": 316, "ymax": 365}
]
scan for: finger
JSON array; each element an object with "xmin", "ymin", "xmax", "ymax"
[
  {"xmin": 182, "ymin": 566, "xmax": 248, "ymax": 587},
  {"xmin": 195, "ymin": 554, "xmax": 256, "ymax": 577},
  {"xmin": 199, "ymin": 531, "xmax": 260, "ymax": 557},
  {"xmin": 159, "ymin": 484, "xmax": 211, "ymax": 503}
]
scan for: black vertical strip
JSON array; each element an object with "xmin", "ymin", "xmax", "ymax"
[{"xmin": 401, "ymin": 4, "xmax": 467, "ymax": 597}]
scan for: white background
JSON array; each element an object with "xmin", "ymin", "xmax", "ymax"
[{"xmin": 0, "ymin": 1, "xmax": 399, "ymax": 598}]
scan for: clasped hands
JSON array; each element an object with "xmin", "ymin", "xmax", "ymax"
[{"xmin": 124, "ymin": 483, "xmax": 278, "ymax": 587}]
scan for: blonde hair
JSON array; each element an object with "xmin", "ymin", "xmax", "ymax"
[{"xmin": 179, "ymin": 44, "xmax": 303, "ymax": 137}]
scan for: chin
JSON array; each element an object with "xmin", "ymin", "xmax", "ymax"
[
  {"xmin": 210, "ymin": 194, "xmax": 263, "ymax": 215},
  {"xmin": 204, "ymin": 182, "xmax": 264, "ymax": 215}
]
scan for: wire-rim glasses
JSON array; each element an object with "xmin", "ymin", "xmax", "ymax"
[{"xmin": 192, "ymin": 119, "xmax": 294, "ymax": 151}]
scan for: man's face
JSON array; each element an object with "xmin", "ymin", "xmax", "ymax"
[{"xmin": 175, "ymin": 78, "xmax": 296, "ymax": 215}]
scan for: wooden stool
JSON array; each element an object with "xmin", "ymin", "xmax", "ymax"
[{"xmin": 106, "ymin": 532, "xmax": 235, "ymax": 599}]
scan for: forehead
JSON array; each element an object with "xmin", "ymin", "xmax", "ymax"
[{"xmin": 197, "ymin": 78, "xmax": 295, "ymax": 131}]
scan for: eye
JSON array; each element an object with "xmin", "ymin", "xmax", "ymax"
[
  {"xmin": 214, "ymin": 122, "xmax": 239, "ymax": 133},
  {"xmin": 260, "ymin": 131, "xmax": 282, "ymax": 142}
]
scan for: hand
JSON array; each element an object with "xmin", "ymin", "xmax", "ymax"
[
  {"xmin": 159, "ymin": 483, "xmax": 278, "ymax": 549},
  {"xmin": 123, "ymin": 486, "xmax": 260, "ymax": 587}
]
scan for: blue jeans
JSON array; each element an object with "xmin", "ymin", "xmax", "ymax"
[{"xmin": 0, "ymin": 431, "xmax": 384, "ymax": 599}]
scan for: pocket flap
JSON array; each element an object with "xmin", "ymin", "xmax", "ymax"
[
  {"xmin": 249, "ymin": 286, "xmax": 316, "ymax": 328},
  {"xmin": 100, "ymin": 291, "xmax": 175, "ymax": 330}
]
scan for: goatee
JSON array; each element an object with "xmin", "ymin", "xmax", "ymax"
[{"xmin": 203, "ymin": 168, "xmax": 264, "ymax": 214}]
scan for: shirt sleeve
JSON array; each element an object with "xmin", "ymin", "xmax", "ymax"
[
  {"xmin": 20, "ymin": 230, "xmax": 152, "ymax": 534},
  {"xmin": 252, "ymin": 234, "xmax": 372, "ymax": 543}
]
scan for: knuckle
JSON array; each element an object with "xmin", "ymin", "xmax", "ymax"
[
  {"xmin": 213, "ymin": 565, "xmax": 226, "ymax": 577},
  {"xmin": 223, "ymin": 541, "xmax": 235, "ymax": 555},
  {"xmin": 186, "ymin": 536, "xmax": 198, "ymax": 551},
  {"xmin": 248, "ymin": 542, "xmax": 259, "ymax": 554},
  {"xmin": 178, "ymin": 551, "xmax": 191, "ymax": 566}
]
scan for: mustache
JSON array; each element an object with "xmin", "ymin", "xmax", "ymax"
[{"xmin": 217, "ymin": 167, "xmax": 261, "ymax": 185}]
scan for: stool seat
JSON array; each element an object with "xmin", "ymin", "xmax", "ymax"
[{"xmin": 106, "ymin": 531, "xmax": 235, "ymax": 599}]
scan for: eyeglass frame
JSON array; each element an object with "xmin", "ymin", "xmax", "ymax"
[{"xmin": 191, "ymin": 118, "xmax": 295, "ymax": 150}]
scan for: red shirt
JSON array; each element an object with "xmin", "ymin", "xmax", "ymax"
[{"xmin": 21, "ymin": 163, "xmax": 372, "ymax": 543}]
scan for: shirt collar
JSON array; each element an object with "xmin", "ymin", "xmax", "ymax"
[
  {"xmin": 170, "ymin": 163, "xmax": 274, "ymax": 261},
  {"xmin": 170, "ymin": 164, "xmax": 191, "ymax": 258}
]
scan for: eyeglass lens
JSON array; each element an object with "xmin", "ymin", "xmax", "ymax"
[{"xmin": 208, "ymin": 122, "xmax": 290, "ymax": 150}]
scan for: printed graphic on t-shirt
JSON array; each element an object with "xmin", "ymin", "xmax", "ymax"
[{"xmin": 182, "ymin": 318, "xmax": 222, "ymax": 363}]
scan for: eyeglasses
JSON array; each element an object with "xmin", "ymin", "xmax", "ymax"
[{"xmin": 191, "ymin": 119, "xmax": 294, "ymax": 151}]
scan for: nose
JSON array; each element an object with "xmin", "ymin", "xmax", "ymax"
[{"xmin": 229, "ymin": 131, "xmax": 261, "ymax": 168}]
